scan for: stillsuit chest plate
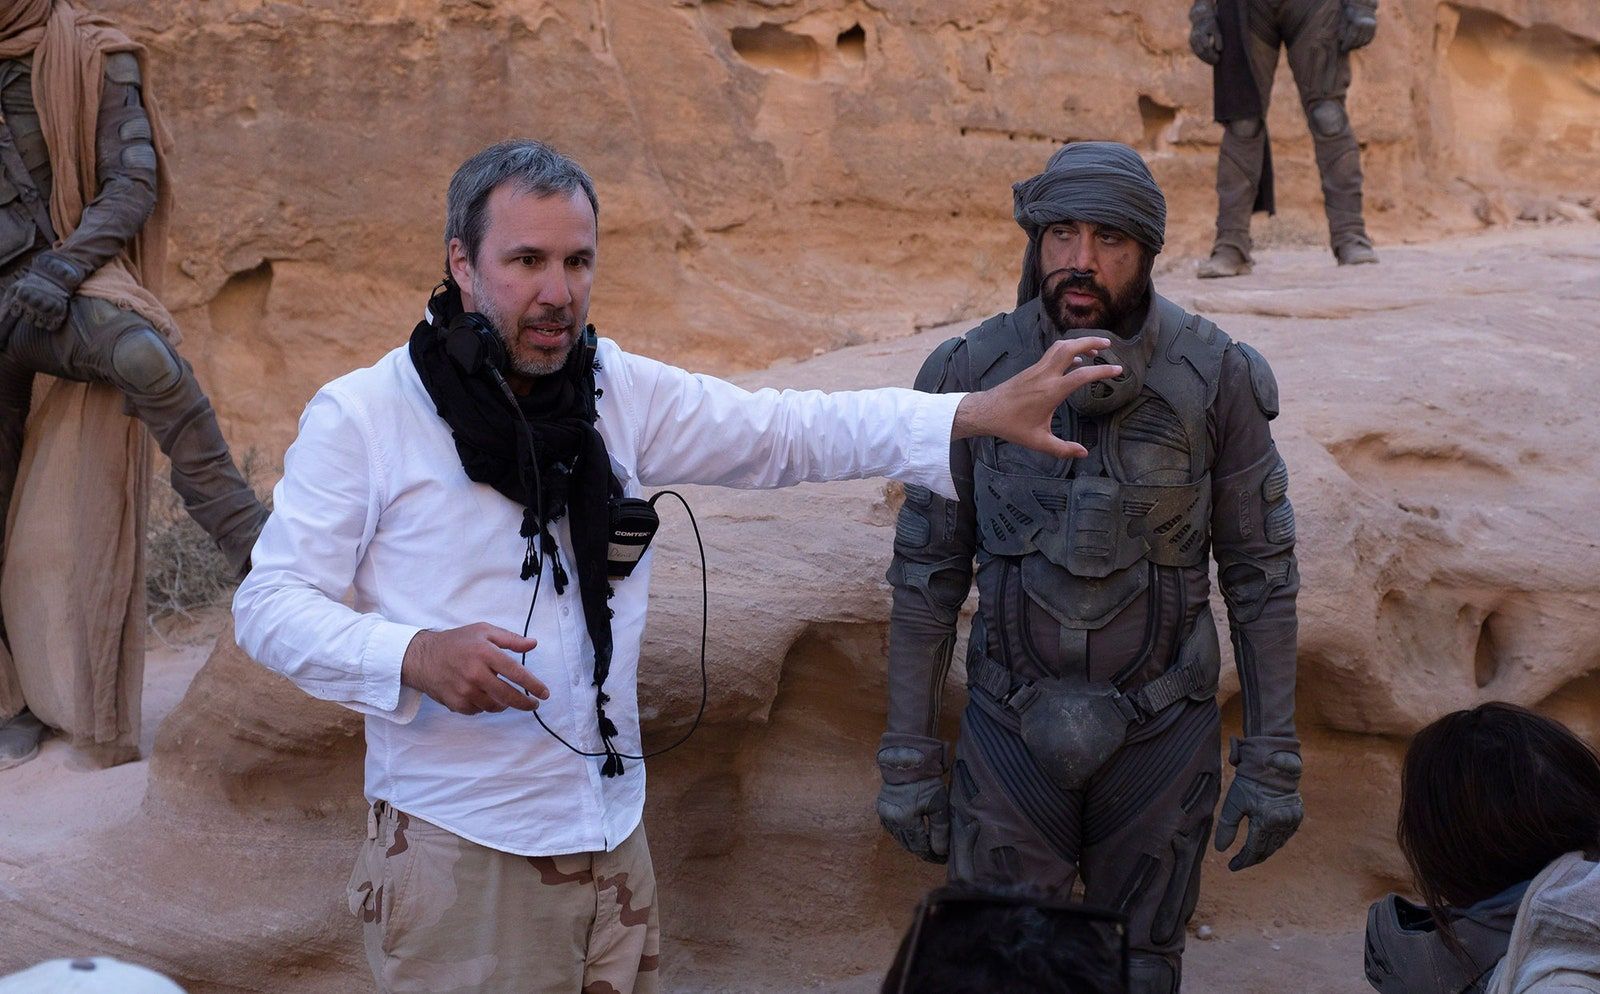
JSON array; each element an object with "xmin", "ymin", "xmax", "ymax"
[
  {"xmin": 0, "ymin": 57, "xmax": 52, "ymax": 278},
  {"xmin": 969, "ymin": 297, "xmax": 1223, "ymax": 587}
]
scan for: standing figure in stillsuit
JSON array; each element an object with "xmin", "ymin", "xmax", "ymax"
[
  {"xmin": 1189, "ymin": 0, "xmax": 1379, "ymax": 277},
  {"xmin": 0, "ymin": 0, "xmax": 267, "ymax": 771},
  {"xmin": 877, "ymin": 142, "xmax": 1303, "ymax": 994}
]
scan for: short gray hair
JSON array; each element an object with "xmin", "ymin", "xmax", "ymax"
[{"xmin": 444, "ymin": 139, "xmax": 599, "ymax": 266}]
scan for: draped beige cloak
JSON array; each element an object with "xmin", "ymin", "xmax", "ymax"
[{"xmin": 0, "ymin": 0, "xmax": 180, "ymax": 758}]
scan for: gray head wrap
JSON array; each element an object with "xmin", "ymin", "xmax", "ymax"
[{"xmin": 1012, "ymin": 141, "xmax": 1167, "ymax": 306}]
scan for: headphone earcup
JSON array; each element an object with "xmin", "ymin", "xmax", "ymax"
[{"xmin": 443, "ymin": 312, "xmax": 508, "ymax": 376}]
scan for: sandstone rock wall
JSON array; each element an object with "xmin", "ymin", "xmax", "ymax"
[{"xmin": 100, "ymin": 0, "xmax": 1600, "ymax": 461}]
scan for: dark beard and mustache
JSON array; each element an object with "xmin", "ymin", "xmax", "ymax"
[{"xmin": 1041, "ymin": 264, "xmax": 1151, "ymax": 335}]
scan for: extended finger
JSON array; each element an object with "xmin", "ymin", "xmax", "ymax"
[
  {"xmin": 487, "ymin": 653, "xmax": 550, "ymax": 701},
  {"xmin": 1041, "ymin": 362, "xmax": 1123, "ymax": 409},
  {"xmin": 481, "ymin": 670, "xmax": 538, "ymax": 712},
  {"xmin": 466, "ymin": 684, "xmax": 510, "ymax": 714},
  {"xmin": 1027, "ymin": 434, "xmax": 1090, "ymax": 462},
  {"xmin": 1213, "ymin": 809, "xmax": 1241, "ymax": 852},
  {"xmin": 482, "ymin": 625, "xmax": 539, "ymax": 654},
  {"xmin": 1041, "ymin": 336, "xmax": 1112, "ymax": 373},
  {"xmin": 1059, "ymin": 361, "xmax": 1124, "ymax": 393},
  {"xmin": 1230, "ymin": 820, "xmax": 1271, "ymax": 871}
]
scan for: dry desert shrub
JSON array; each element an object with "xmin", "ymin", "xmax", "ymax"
[{"xmin": 145, "ymin": 450, "xmax": 272, "ymax": 621}]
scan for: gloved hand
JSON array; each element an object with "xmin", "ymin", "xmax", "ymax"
[
  {"xmin": 0, "ymin": 251, "xmax": 86, "ymax": 336},
  {"xmin": 1339, "ymin": 0, "xmax": 1378, "ymax": 51},
  {"xmin": 876, "ymin": 732, "xmax": 950, "ymax": 864},
  {"xmin": 1189, "ymin": 0, "xmax": 1223, "ymax": 65},
  {"xmin": 1214, "ymin": 736, "xmax": 1303, "ymax": 871}
]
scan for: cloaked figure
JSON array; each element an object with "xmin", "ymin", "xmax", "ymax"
[{"xmin": 0, "ymin": 0, "xmax": 266, "ymax": 771}]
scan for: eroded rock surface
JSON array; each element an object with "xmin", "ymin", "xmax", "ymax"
[{"xmin": 85, "ymin": 0, "xmax": 1600, "ymax": 462}]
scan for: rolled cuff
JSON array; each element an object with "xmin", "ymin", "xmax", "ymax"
[
  {"xmin": 353, "ymin": 621, "xmax": 426, "ymax": 724},
  {"xmin": 904, "ymin": 391, "xmax": 966, "ymax": 501}
]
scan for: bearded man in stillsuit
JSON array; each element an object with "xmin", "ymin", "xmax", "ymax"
[
  {"xmin": 1189, "ymin": 0, "xmax": 1380, "ymax": 277},
  {"xmin": 877, "ymin": 142, "xmax": 1304, "ymax": 993},
  {"xmin": 0, "ymin": 0, "xmax": 266, "ymax": 770}
]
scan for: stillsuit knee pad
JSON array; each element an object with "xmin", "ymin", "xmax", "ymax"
[
  {"xmin": 1226, "ymin": 117, "xmax": 1264, "ymax": 140},
  {"xmin": 110, "ymin": 326, "xmax": 182, "ymax": 395},
  {"xmin": 1308, "ymin": 99, "xmax": 1349, "ymax": 138}
]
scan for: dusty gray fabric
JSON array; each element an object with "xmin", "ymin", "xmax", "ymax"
[{"xmin": 1012, "ymin": 141, "xmax": 1166, "ymax": 306}]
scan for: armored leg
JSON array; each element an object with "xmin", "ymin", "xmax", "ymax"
[
  {"xmin": 67, "ymin": 298, "xmax": 266, "ymax": 576},
  {"xmin": 1284, "ymin": 0, "xmax": 1371, "ymax": 256},
  {"xmin": 1079, "ymin": 699, "xmax": 1222, "ymax": 994},
  {"xmin": 946, "ymin": 687, "xmax": 1083, "ymax": 896},
  {"xmin": 3, "ymin": 296, "xmax": 266, "ymax": 576},
  {"xmin": 1211, "ymin": 7, "xmax": 1284, "ymax": 264}
]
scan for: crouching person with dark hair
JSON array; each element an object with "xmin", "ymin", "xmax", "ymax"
[
  {"xmin": 1365, "ymin": 703, "xmax": 1600, "ymax": 994},
  {"xmin": 882, "ymin": 884, "xmax": 1129, "ymax": 994}
]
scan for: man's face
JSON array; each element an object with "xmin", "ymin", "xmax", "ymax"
[
  {"xmin": 1037, "ymin": 219, "xmax": 1150, "ymax": 333},
  {"xmin": 450, "ymin": 184, "xmax": 597, "ymax": 380}
]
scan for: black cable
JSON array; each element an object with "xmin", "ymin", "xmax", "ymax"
[
  {"xmin": 522, "ymin": 489, "xmax": 709, "ymax": 762},
  {"xmin": 491, "ymin": 368, "xmax": 709, "ymax": 765}
]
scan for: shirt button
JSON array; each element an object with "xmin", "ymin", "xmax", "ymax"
[{"xmin": 561, "ymin": 607, "xmax": 570, "ymax": 617}]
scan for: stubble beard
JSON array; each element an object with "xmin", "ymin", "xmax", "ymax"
[{"xmin": 470, "ymin": 271, "xmax": 576, "ymax": 378}]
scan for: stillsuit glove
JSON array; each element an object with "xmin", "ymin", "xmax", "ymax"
[
  {"xmin": 876, "ymin": 732, "xmax": 950, "ymax": 864},
  {"xmin": 1188, "ymin": 0, "xmax": 1223, "ymax": 64},
  {"xmin": 0, "ymin": 250, "xmax": 86, "ymax": 344},
  {"xmin": 1339, "ymin": 0, "xmax": 1378, "ymax": 51},
  {"xmin": 1214, "ymin": 735, "xmax": 1303, "ymax": 871}
]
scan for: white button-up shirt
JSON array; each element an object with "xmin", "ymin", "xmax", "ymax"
[{"xmin": 233, "ymin": 340, "xmax": 965, "ymax": 857}]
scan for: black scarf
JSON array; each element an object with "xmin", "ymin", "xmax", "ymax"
[{"xmin": 409, "ymin": 294, "xmax": 630, "ymax": 776}]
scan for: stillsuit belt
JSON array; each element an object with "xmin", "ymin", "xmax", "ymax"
[{"xmin": 967, "ymin": 647, "xmax": 1213, "ymax": 723}]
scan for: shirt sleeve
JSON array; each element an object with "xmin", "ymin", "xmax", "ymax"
[
  {"xmin": 232, "ymin": 388, "xmax": 424, "ymax": 722},
  {"xmin": 617, "ymin": 349, "xmax": 967, "ymax": 498}
]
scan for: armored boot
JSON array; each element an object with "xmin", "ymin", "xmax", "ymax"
[
  {"xmin": 1336, "ymin": 241, "xmax": 1378, "ymax": 266},
  {"xmin": 1198, "ymin": 244, "xmax": 1252, "ymax": 279},
  {"xmin": 0, "ymin": 707, "xmax": 43, "ymax": 770}
]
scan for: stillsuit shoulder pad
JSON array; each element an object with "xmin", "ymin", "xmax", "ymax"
[
  {"xmin": 914, "ymin": 335, "xmax": 965, "ymax": 392},
  {"xmin": 1232, "ymin": 341, "xmax": 1280, "ymax": 421}
]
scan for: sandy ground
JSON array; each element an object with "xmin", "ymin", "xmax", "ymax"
[{"xmin": 0, "ymin": 610, "xmax": 222, "ymax": 871}]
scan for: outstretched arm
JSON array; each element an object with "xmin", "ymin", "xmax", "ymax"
[
  {"xmin": 626, "ymin": 336, "xmax": 1114, "ymax": 496},
  {"xmin": 1208, "ymin": 342, "xmax": 1303, "ymax": 872}
]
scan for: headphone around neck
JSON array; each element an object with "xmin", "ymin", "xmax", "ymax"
[{"xmin": 435, "ymin": 286, "xmax": 599, "ymax": 386}]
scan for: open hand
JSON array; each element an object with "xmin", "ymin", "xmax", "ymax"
[
  {"xmin": 401, "ymin": 623, "xmax": 550, "ymax": 715},
  {"xmin": 952, "ymin": 336, "xmax": 1120, "ymax": 459}
]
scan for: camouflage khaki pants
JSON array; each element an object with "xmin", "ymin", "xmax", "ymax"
[{"xmin": 348, "ymin": 802, "xmax": 661, "ymax": 994}]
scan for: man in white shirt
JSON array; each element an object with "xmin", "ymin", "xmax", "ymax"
[{"xmin": 233, "ymin": 139, "xmax": 1120, "ymax": 994}]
